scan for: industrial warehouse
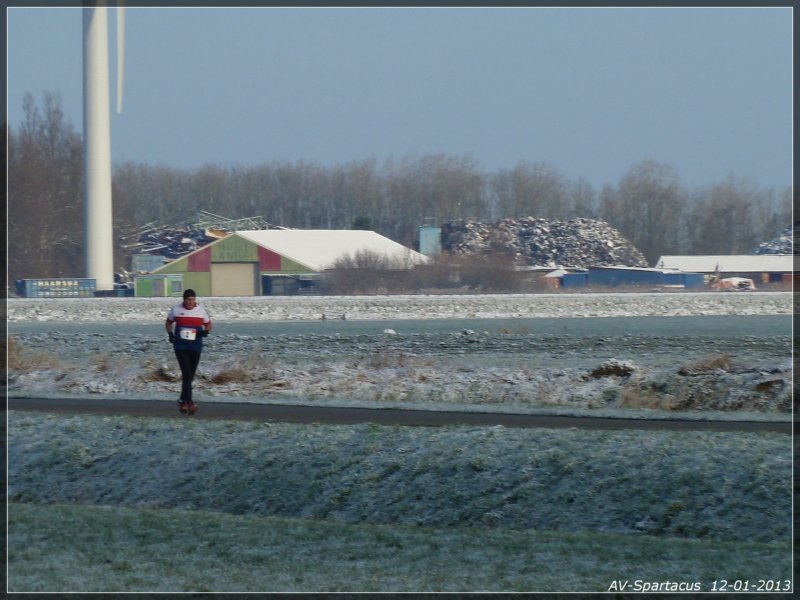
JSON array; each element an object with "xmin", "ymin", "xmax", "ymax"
[
  {"xmin": 539, "ymin": 255, "xmax": 793, "ymax": 290},
  {"xmin": 12, "ymin": 218, "xmax": 794, "ymax": 298},
  {"xmin": 654, "ymin": 254, "xmax": 794, "ymax": 286},
  {"xmin": 135, "ymin": 229, "xmax": 430, "ymax": 297}
]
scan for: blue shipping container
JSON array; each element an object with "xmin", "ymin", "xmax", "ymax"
[
  {"xmin": 561, "ymin": 272, "xmax": 589, "ymax": 288},
  {"xmin": 585, "ymin": 268, "xmax": 705, "ymax": 289},
  {"xmin": 654, "ymin": 271, "xmax": 705, "ymax": 288},
  {"xmin": 16, "ymin": 278, "xmax": 97, "ymax": 298},
  {"xmin": 681, "ymin": 273, "xmax": 705, "ymax": 289},
  {"xmin": 588, "ymin": 268, "xmax": 661, "ymax": 287}
]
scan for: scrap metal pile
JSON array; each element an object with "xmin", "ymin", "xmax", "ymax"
[
  {"xmin": 751, "ymin": 226, "xmax": 797, "ymax": 255},
  {"xmin": 441, "ymin": 217, "xmax": 649, "ymax": 268},
  {"xmin": 124, "ymin": 223, "xmax": 222, "ymax": 259},
  {"xmin": 123, "ymin": 211, "xmax": 276, "ymax": 259}
]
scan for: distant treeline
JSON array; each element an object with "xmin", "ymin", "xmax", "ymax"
[{"xmin": 7, "ymin": 92, "xmax": 793, "ymax": 283}]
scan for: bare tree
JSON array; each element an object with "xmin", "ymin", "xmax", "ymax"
[
  {"xmin": 685, "ymin": 174, "xmax": 786, "ymax": 254},
  {"xmin": 568, "ymin": 177, "xmax": 597, "ymax": 219},
  {"xmin": 380, "ymin": 154, "xmax": 487, "ymax": 246},
  {"xmin": 453, "ymin": 252, "xmax": 524, "ymax": 292},
  {"xmin": 601, "ymin": 160, "xmax": 687, "ymax": 265},
  {"xmin": 323, "ymin": 249, "xmax": 410, "ymax": 294},
  {"xmin": 343, "ymin": 158, "xmax": 383, "ymax": 232},
  {"xmin": 490, "ymin": 161, "xmax": 569, "ymax": 220},
  {"xmin": 8, "ymin": 92, "xmax": 84, "ymax": 282},
  {"xmin": 105, "ymin": 149, "xmax": 791, "ymax": 276}
]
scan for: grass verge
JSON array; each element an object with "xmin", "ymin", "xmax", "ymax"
[
  {"xmin": 8, "ymin": 502, "xmax": 791, "ymax": 593},
  {"xmin": 8, "ymin": 413, "xmax": 792, "ymax": 542}
]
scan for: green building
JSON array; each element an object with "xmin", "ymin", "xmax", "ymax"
[{"xmin": 143, "ymin": 229, "xmax": 429, "ymax": 297}]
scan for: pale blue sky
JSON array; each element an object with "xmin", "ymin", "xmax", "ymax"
[{"xmin": 6, "ymin": 6, "xmax": 794, "ymax": 189}]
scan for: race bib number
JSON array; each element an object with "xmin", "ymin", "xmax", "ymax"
[{"xmin": 178, "ymin": 328, "xmax": 197, "ymax": 341}]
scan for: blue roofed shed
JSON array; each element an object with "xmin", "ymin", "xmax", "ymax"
[{"xmin": 582, "ymin": 266, "xmax": 704, "ymax": 288}]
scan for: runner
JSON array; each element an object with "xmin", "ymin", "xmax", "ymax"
[{"xmin": 165, "ymin": 289, "xmax": 212, "ymax": 415}]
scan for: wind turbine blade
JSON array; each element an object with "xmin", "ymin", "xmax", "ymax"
[{"xmin": 116, "ymin": 5, "xmax": 125, "ymax": 114}]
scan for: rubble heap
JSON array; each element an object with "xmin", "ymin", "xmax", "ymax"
[
  {"xmin": 123, "ymin": 211, "xmax": 276, "ymax": 259},
  {"xmin": 751, "ymin": 226, "xmax": 797, "ymax": 255},
  {"xmin": 441, "ymin": 217, "xmax": 649, "ymax": 268},
  {"xmin": 123, "ymin": 222, "xmax": 222, "ymax": 259}
]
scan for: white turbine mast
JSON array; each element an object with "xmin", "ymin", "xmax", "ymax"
[
  {"xmin": 83, "ymin": 3, "xmax": 124, "ymax": 292},
  {"xmin": 117, "ymin": 6, "xmax": 125, "ymax": 115}
]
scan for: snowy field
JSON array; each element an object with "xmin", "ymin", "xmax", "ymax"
[
  {"xmin": 6, "ymin": 291, "xmax": 794, "ymax": 592},
  {"xmin": 7, "ymin": 292, "xmax": 793, "ymax": 417},
  {"xmin": 6, "ymin": 290, "xmax": 794, "ymax": 322}
]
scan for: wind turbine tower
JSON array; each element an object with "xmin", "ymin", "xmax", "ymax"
[{"xmin": 83, "ymin": 5, "xmax": 124, "ymax": 292}]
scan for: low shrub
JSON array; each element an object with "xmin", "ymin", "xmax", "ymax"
[
  {"xmin": 678, "ymin": 354, "xmax": 732, "ymax": 375},
  {"xmin": 7, "ymin": 336, "xmax": 66, "ymax": 372}
]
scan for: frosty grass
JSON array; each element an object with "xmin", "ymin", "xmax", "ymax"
[
  {"xmin": 7, "ymin": 292, "xmax": 793, "ymax": 592},
  {"xmin": 8, "ymin": 412, "xmax": 792, "ymax": 593}
]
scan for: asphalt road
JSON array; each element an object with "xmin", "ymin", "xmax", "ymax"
[{"xmin": 6, "ymin": 396, "xmax": 792, "ymax": 434}]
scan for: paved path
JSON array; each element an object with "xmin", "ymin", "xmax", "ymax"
[{"xmin": 6, "ymin": 396, "xmax": 792, "ymax": 433}]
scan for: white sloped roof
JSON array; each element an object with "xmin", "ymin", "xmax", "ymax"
[
  {"xmin": 654, "ymin": 255, "xmax": 793, "ymax": 273},
  {"xmin": 236, "ymin": 229, "xmax": 431, "ymax": 271},
  {"xmin": 544, "ymin": 269, "xmax": 568, "ymax": 278}
]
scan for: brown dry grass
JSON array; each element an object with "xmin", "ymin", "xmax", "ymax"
[
  {"xmin": 678, "ymin": 353, "xmax": 732, "ymax": 375},
  {"xmin": 618, "ymin": 385, "xmax": 682, "ymax": 411},
  {"xmin": 586, "ymin": 362, "xmax": 635, "ymax": 379},
  {"xmin": 210, "ymin": 367, "xmax": 250, "ymax": 385},
  {"xmin": 140, "ymin": 359, "xmax": 179, "ymax": 383},
  {"xmin": 7, "ymin": 336, "xmax": 67, "ymax": 371},
  {"xmin": 91, "ymin": 354, "xmax": 112, "ymax": 372},
  {"xmin": 209, "ymin": 353, "xmax": 275, "ymax": 385},
  {"xmin": 7, "ymin": 336, "xmax": 25, "ymax": 370}
]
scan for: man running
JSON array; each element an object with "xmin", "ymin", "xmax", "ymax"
[{"xmin": 165, "ymin": 289, "xmax": 212, "ymax": 415}]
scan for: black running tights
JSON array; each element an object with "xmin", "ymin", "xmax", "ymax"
[{"xmin": 175, "ymin": 349, "xmax": 202, "ymax": 402}]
